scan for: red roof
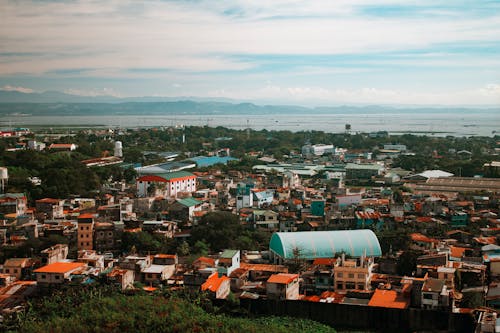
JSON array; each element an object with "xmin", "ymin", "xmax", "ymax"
[
  {"xmin": 137, "ymin": 175, "xmax": 169, "ymax": 183},
  {"xmin": 201, "ymin": 273, "xmax": 229, "ymax": 292},
  {"xmin": 78, "ymin": 213, "xmax": 95, "ymax": 219},
  {"xmin": 474, "ymin": 237, "xmax": 497, "ymax": 245},
  {"xmin": 34, "ymin": 262, "xmax": 86, "ymax": 274},
  {"xmin": 267, "ymin": 273, "xmax": 299, "ymax": 285},
  {"xmin": 450, "ymin": 246, "xmax": 468, "ymax": 258},
  {"xmin": 313, "ymin": 258, "xmax": 337, "ymax": 266},
  {"xmin": 368, "ymin": 289, "xmax": 410, "ymax": 309},
  {"xmin": 36, "ymin": 198, "xmax": 61, "ymax": 204},
  {"xmin": 194, "ymin": 256, "xmax": 216, "ymax": 266},
  {"xmin": 410, "ymin": 233, "xmax": 439, "ymax": 243}
]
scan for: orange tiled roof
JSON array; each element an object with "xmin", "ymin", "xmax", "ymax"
[
  {"xmin": 194, "ymin": 256, "xmax": 216, "ymax": 266},
  {"xmin": 78, "ymin": 213, "xmax": 95, "ymax": 219},
  {"xmin": 267, "ymin": 273, "xmax": 299, "ymax": 285},
  {"xmin": 450, "ymin": 246, "xmax": 468, "ymax": 258},
  {"xmin": 313, "ymin": 258, "xmax": 337, "ymax": 266},
  {"xmin": 201, "ymin": 273, "xmax": 229, "ymax": 292},
  {"xmin": 34, "ymin": 262, "xmax": 86, "ymax": 274},
  {"xmin": 474, "ymin": 237, "xmax": 497, "ymax": 245},
  {"xmin": 368, "ymin": 289, "xmax": 409, "ymax": 309},
  {"xmin": 410, "ymin": 233, "xmax": 439, "ymax": 243}
]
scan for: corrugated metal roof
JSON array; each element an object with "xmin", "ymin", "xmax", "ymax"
[{"xmin": 269, "ymin": 230, "xmax": 382, "ymax": 259}]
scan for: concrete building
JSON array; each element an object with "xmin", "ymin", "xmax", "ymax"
[
  {"xmin": 201, "ymin": 272, "xmax": 230, "ymax": 299},
  {"xmin": 266, "ymin": 273, "xmax": 300, "ymax": 300},
  {"xmin": 345, "ymin": 163, "xmax": 384, "ymax": 179},
  {"xmin": 35, "ymin": 198, "xmax": 64, "ymax": 219},
  {"xmin": 34, "ymin": 262, "xmax": 87, "ymax": 286},
  {"xmin": 40, "ymin": 244, "xmax": 69, "ymax": 265},
  {"xmin": 334, "ymin": 256, "xmax": 374, "ymax": 291},
  {"xmin": 77, "ymin": 213, "xmax": 95, "ymax": 251}
]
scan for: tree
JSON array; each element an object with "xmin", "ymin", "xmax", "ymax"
[{"xmin": 190, "ymin": 211, "xmax": 243, "ymax": 251}]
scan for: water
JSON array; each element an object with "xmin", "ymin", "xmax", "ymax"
[{"xmin": 2, "ymin": 110, "xmax": 499, "ymax": 136}]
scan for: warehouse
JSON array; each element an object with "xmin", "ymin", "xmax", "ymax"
[{"xmin": 269, "ymin": 229, "xmax": 382, "ymax": 261}]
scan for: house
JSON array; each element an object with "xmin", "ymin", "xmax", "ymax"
[
  {"xmin": 142, "ymin": 264, "xmax": 175, "ymax": 285},
  {"xmin": 2, "ymin": 258, "xmax": 31, "ymax": 279},
  {"xmin": 0, "ymin": 193, "xmax": 27, "ymax": 216},
  {"xmin": 251, "ymin": 210, "xmax": 279, "ymax": 229},
  {"xmin": 94, "ymin": 222, "xmax": 117, "ymax": 252},
  {"xmin": 218, "ymin": 249, "xmax": 240, "ymax": 277},
  {"xmin": 253, "ymin": 189, "xmax": 274, "ymax": 207},
  {"xmin": 421, "ymin": 278, "xmax": 450, "ymax": 310},
  {"xmin": 169, "ymin": 197, "xmax": 202, "ymax": 222},
  {"xmin": 35, "ymin": 198, "xmax": 64, "ymax": 219},
  {"xmin": 266, "ymin": 273, "xmax": 300, "ymax": 300},
  {"xmin": 48, "ymin": 143, "xmax": 77, "ymax": 151},
  {"xmin": 136, "ymin": 171, "xmax": 197, "ymax": 198},
  {"xmin": 201, "ymin": 272, "xmax": 230, "ymax": 299},
  {"xmin": 107, "ymin": 267, "xmax": 134, "ymax": 290},
  {"xmin": 34, "ymin": 262, "xmax": 87, "ymax": 286},
  {"xmin": 77, "ymin": 250, "xmax": 105, "ymax": 270},
  {"xmin": 40, "ymin": 244, "xmax": 69, "ymax": 265}
]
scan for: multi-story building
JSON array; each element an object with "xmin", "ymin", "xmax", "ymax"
[
  {"xmin": 0, "ymin": 193, "xmax": 27, "ymax": 216},
  {"xmin": 35, "ymin": 198, "xmax": 64, "ymax": 219},
  {"xmin": 334, "ymin": 256, "xmax": 374, "ymax": 291},
  {"xmin": 266, "ymin": 273, "xmax": 300, "ymax": 300},
  {"xmin": 94, "ymin": 222, "xmax": 116, "ymax": 252},
  {"xmin": 77, "ymin": 213, "xmax": 95, "ymax": 251}
]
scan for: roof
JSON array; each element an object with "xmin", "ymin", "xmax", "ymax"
[
  {"xmin": 142, "ymin": 264, "xmax": 168, "ymax": 274},
  {"xmin": 368, "ymin": 289, "xmax": 410, "ymax": 309},
  {"xmin": 137, "ymin": 171, "xmax": 195, "ymax": 183},
  {"xmin": 220, "ymin": 249, "xmax": 239, "ymax": 259},
  {"xmin": 201, "ymin": 273, "xmax": 230, "ymax": 292},
  {"xmin": 3, "ymin": 258, "xmax": 30, "ymax": 267},
  {"xmin": 176, "ymin": 197, "xmax": 202, "ymax": 207},
  {"xmin": 78, "ymin": 213, "xmax": 95, "ymax": 219},
  {"xmin": 187, "ymin": 156, "xmax": 238, "ymax": 167},
  {"xmin": 194, "ymin": 256, "xmax": 217, "ymax": 266},
  {"xmin": 417, "ymin": 170, "xmax": 454, "ymax": 178},
  {"xmin": 270, "ymin": 230, "xmax": 382, "ymax": 260},
  {"xmin": 422, "ymin": 278, "xmax": 445, "ymax": 292},
  {"xmin": 36, "ymin": 198, "xmax": 62, "ymax": 204},
  {"xmin": 410, "ymin": 233, "xmax": 439, "ymax": 244},
  {"xmin": 267, "ymin": 273, "xmax": 299, "ymax": 284},
  {"xmin": 345, "ymin": 163, "xmax": 383, "ymax": 170},
  {"xmin": 34, "ymin": 262, "xmax": 86, "ymax": 274}
]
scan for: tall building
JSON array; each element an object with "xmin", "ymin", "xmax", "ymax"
[{"xmin": 77, "ymin": 213, "xmax": 95, "ymax": 251}]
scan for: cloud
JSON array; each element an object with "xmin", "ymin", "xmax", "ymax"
[
  {"xmin": 64, "ymin": 87, "xmax": 123, "ymax": 97},
  {"xmin": 0, "ymin": 85, "xmax": 34, "ymax": 93}
]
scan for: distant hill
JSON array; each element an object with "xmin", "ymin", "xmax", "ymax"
[{"xmin": 0, "ymin": 90, "xmax": 497, "ymax": 117}]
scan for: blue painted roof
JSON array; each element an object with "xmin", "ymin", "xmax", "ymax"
[
  {"xmin": 269, "ymin": 230, "xmax": 382, "ymax": 259},
  {"xmin": 187, "ymin": 156, "xmax": 238, "ymax": 167}
]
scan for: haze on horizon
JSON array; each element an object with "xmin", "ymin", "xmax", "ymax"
[{"xmin": 1, "ymin": 0, "xmax": 500, "ymax": 107}]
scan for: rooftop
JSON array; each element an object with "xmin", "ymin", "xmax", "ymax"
[
  {"xmin": 34, "ymin": 262, "xmax": 86, "ymax": 274},
  {"xmin": 267, "ymin": 273, "xmax": 299, "ymax": 284}
]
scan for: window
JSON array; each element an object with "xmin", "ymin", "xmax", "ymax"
[
  {"xmin": 55, "ymin": 275, "xmax": 60, "ymax": 280},
  {"xmin": 80, "ymin": 227, "xmax": 84, "ymax": 231},
  {"xmin": 423, "ymin": 294, "xmax": 433, "ymax": 300},
  {"xmin": 4, "ymin": 269, "xmax": 9, "ymax": 273},
  {"xmin": 357, "ymin": 284, "xmax": 364, "ymax": 290},
  {"xmin": 348, "ymin": 273, "xmax": 354, "ymax": 278},
  {"xmin": 336, "ymin": 283, "xmax": 343, "ymax": 289},
  {"xmin": 358, "ymin": 274, "xmax": 365, "ymax": 279},
  {"xmin": 86, "ymin": 242, "xmax": 90, "ymax": 246},
  {"xmin": 86, "ymin": 226, "xmax": 89, "ymax": 230},
  {"xmin": 41, "ymin": 274, "xmax": 46, "ymax": 279},
  {"xmin": 108, "ymin": 232, "xmax": 113, "ymax": 237},
  {"xmin": 13, "ymin": 269, "xmax": 18, "ymax": 273},
  {"xmin": 337, "ymin": 272, "xmax": 343, "ymax": 278}
]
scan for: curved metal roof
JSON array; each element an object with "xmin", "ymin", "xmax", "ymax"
[{"xmin": 269, "ymin": 229, "xmax": 381, "ymax": 259}]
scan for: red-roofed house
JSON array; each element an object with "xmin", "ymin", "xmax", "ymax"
[
  {"xmin": 266, "ymin": 273, "xmax": 300, "ymax": 300},
  {"xmin": 136, "ymin": 171, "xmax": 196, "ymax": 198},
  {"xmin": 34, "ymin": 262, "xmax": 87, "ymax": 286},
  {"xmin": 201, "ymin": 272, "xmax": 230, "ymax": 299}
]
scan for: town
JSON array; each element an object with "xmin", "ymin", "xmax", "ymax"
[{"xmin": 0, "ymin": 125, "xmax": 499, "ymax": 332}]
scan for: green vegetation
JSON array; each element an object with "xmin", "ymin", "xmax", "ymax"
[{"xmin": 3, "ymin": 286, "xmax": 336, "ymax": 333}]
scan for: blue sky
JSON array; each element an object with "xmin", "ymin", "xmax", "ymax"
[{"xmin": 0, "ymin": 0, "xmax": 499, "ymax": 106}]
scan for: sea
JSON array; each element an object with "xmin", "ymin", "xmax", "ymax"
[{"xmin": 3, "ymin": 110, "xmax": 499, "ymax": 137}]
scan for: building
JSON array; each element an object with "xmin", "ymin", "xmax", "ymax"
[
  {"xmin": 0, "ymin": 193, "xmax": 27, "ymax": 216},
  {"xmin": 266, "ymin": 273, "xmax": 300, "ymax": 300},
  {"xmin": 94, "ymin": 222, "xmax": 116, "ymax": 252},
  {"xmin": 201, "ymin": 272, "xmax": 230, "ymax": 299},
  {"xmin": 218, "ymin": 249, "xmax": 240, "ymax": 277},
  {"xmin": 40, "ymin": 244, "xmax": 69, "ymax": 265},
  {"xmin": 35, "ymin": 198, "xmax": 64, "ymax": 219},
  {"xmin": 345, "ymin": 163, "xmax": 384, "ymax": 180},
  {"xmin": 251, "ymin": 210, "xmax": 279, "ymax": 229},
  {"xmin": 34, "ymin": 262, "xmax": 87, "ymax": 286},
  {"xmin": 136, "ymin": 171, "xmax": 196, "ymax": 198},
  {"xmin": 334, "ymin": 256, "xmax": 374, "ymax": 291},
  {"xmin": 2, "ymin": 258, "xmax": 31, "ymax": 280},
  {"xmin": 48, "ymin": 143, "xmax": 77, "ymax": 151},
  {"xmin": 77, "ymin": 213, "xmax": 95, "ymax": 251},
  {"xmin": 269, "ymin": 230, "xmax": 382, "ymax": 262},
  {"xmin": 107, "ymin": 267, "xmax": 134, "ymax": 290},
  {"xmin": 421, "ymin": 278, "xmax": 450, "ymax": 310}
]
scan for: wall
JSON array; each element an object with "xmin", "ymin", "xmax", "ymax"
[{"xmin": 239, "ymin": 299, "xmax": 475, "ymax": 333}]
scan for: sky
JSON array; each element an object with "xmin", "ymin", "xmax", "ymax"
[{"xmin": 1, "ymin": 0, "xmax": 500, "ymax": 106}]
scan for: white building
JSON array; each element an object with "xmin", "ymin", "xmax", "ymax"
[{"xmin": 136, "ymin": 171, "xmax": 196, "ymax": 198}]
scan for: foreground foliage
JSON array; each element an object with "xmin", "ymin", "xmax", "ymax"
[{"xmin": 6, "ymin": 287, "xmax": 336, "ymax": 333}]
